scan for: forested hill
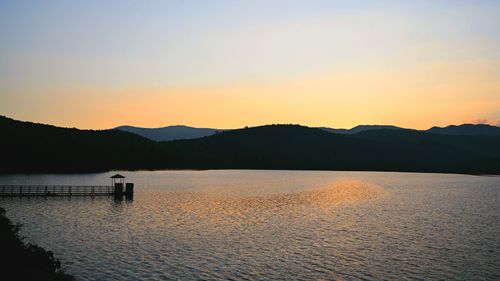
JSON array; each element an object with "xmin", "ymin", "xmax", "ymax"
[
  {"xmin": 0, "ymin": 116, "xmax": 164, "ymax": 173},
  {"xmin": 158, "ymin": 125, "xmax": 500, "ymax": 174},
  {"xmin": 1, "ymin": 116, "xmax": 499, "ymax": 175}
]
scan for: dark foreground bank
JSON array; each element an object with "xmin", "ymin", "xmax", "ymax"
[{"xmin": 0, "ymin": 207, "xmax": 74, "ymax": 281}]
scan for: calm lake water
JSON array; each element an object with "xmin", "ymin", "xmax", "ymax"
[{"xmin": 1, "ymin": 170, "xmax": 499, "ymax": 280}]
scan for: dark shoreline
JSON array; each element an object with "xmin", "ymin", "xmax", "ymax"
[
  {"xmin": 1, "ymin": 167, "xmax": 499, "ymax": 177},
  {"xmin": 0, "ymin": 207, "xmax": 74, "ymax": 281}
]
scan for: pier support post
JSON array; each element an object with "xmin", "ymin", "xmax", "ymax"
[
  {"xmin": 114, "ymin": 183, "xmax": 124, "ymax": 198},
  {"xmin": 125, "ymin": 183, "xmax": 134, "ymax": 200}
]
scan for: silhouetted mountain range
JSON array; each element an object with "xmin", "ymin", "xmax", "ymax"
[
  {"xmin": 427, "ymin": 124, "xmax": 500, "ymax": 136},
  {"xmin": 116, "ymin": 125, "xmax": 220, "ymax": 142},
  {"xmin": 1, "ymin": 116, "xmax": 499, "ymax": 174},
  {"xmin": 116, "ymin": 124, "xmax": 409, "ymax": 141},
  {"xmin": 116, "ymin": 123, "xmax": 500, "ymax": 141},
  {"xmin": 319, "ymin": 125, "xmax": 407, "ymax": 135}
]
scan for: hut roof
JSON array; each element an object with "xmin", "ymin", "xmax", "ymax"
[{"xmin": 110, "ymin": 174, "xmax": 126, "ymax": 179}]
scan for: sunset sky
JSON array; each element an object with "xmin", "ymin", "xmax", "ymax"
[{"xmin": 1, "ymin": 0, "xmax": 499, "ymax": 130}]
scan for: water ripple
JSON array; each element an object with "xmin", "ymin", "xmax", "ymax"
[{"xmin": 1, "ymin": 170, "xmax": 499, "ymax": 280}]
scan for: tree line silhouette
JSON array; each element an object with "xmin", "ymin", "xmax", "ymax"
[{"xmin": 1, "ymin": 116, "xmax": 499, "ymax": 175}]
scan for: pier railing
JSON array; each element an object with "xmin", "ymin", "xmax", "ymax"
[{"xmin": 0, "ymin": 185, "xmax": 114, "ymax": 197}]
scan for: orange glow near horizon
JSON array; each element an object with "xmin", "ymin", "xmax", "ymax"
[{"xmin": 4, "ymin": 60, "xmax": 499, "ymax": 130}]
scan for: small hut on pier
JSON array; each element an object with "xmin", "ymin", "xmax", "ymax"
[
  {"xmin": 110, "ymin": 174, "xmax": 133, "ymax": 199},
  {"xmin": 110, "ymin": 174, "xmax": 125, "ymax": 186}
]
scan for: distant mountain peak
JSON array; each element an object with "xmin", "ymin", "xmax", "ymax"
[
  {"xmin": 351, "ymin": 124, "xmax": 403, "ymax": 130},
  {"xmin": 115, "ymin": 125, "xmax": 219, "ymax": 141},
  {"xmin": 427, "ymin": 123, "xmax": 500, "ymax": 136},
  {"xmin": 319, "ymin": 125, "xmax": 406, "ymax": 135},
  {"xmin": 117, "ymin": 124, "xmax": 206, "ymax": 130}
]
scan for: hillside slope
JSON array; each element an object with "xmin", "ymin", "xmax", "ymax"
[{"xmin": 0, "ymin": 116, "xmax": 165, "ymax": 173}]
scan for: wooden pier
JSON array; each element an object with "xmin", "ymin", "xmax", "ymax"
[
  {"xmin": 0, "ymin": 184, "xmax": 133, "ymax": 199},
  {"xmin": 0, "ymin": 185, "xmax": 114, "ymax": 196},
  {"xmin": 0, "ymin": 174, "xmax": 134, "ymax": 199}
]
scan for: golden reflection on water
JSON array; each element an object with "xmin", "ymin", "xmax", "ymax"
[{"xmin": 161, "ymin": 180, "xmax": 386, "ymax": 226}]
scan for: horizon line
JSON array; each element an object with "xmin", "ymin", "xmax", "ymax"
[{"xmin": 2, "ymin": 115, "xmax": 499, "ymax": 132}]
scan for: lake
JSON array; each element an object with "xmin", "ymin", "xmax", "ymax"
[{"xmin": 1, "ymin": 170, "xmax": 499, "ymax": 280}]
